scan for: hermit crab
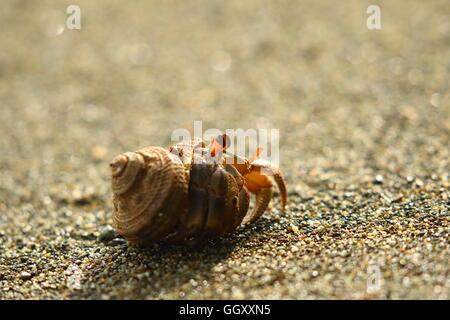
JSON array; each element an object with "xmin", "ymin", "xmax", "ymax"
[{"xmin": 110, "ymin": 135, "xmax": 287, "ymax": 245}]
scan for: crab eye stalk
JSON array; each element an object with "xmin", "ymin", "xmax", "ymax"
[{"xmin": 210, "ymin": 134, "xmax": 231, "ymax": 156}]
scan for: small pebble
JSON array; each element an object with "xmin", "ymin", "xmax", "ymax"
[
  {"xmin": 98, "ymin": 226, "xmax": 116, "ymax": 242},
  {"xmin": 109, "ymin": 238, "xmax": 127, "ymax": 246},
  {"xmin": 19, "ymin": 271, "xmax": 32, "ymax": 281},
  {"xmin": 289, "ymin": 225, "xmax": 299, "ymax": 233},
  {"xmin": 406, "ymin": 176, "xmax": 415, "ymax": 183},
  {"xmin": 374, "ymin": 175, "xmax": 384, "ymax": 184}
]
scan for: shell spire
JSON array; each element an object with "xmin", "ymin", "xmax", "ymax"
[{"xmin": 111, "ymin": 147, "xmax": 189, "ymax": 245}]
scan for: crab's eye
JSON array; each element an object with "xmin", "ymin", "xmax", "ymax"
[
  {"xmin": 210, "ymin": 134, "xmax": 231, "ymax": 157},
  {"xmin": 214, "ymin": 134, "xmax": 231, "ymax": 150}
]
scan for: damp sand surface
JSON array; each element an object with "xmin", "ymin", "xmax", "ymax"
[{"xmin": 0, "ymin": 1, "xmax": 449, "ymax": 299}]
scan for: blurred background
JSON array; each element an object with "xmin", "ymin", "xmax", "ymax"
[{"xmin": 0, "ymin": 0, "xmax": 448, "ymax": 299}]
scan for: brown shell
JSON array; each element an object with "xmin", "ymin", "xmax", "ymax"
[
  {"xmin": 111, "ymin": 147, "xmax": 189, "ymax": 245},
  {"xmin": 110, "ymin": 138, "xmax": 286, "ymax": 246}
]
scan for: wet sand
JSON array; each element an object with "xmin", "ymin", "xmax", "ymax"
[{"xmin": 0, "ymin": 0, "xmax": 448, "ymax": 299}]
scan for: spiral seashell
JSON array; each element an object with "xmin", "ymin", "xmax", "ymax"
[
  {"xmin": 110, "ymin": 136, "xmax": 287, "ymax": 246},
  {"xmin": 111, "ymin": 147, "xmax": 189, "ymax": 245}
]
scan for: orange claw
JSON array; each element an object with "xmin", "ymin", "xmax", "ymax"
[
  {"xmin": 258, "ymin": 162, "xmax": 287, "ymax": 210},
  {"xmin": 245, "ymin": 170, "xmax": 272, "ymax": 193}
]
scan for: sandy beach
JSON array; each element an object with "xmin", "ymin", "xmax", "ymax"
[{"xmin": 0, "ymin": 0, "xmax": 448, "ymax": 299}]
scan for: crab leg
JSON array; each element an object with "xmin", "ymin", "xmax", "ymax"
[
  {"xmin": 242, "ymin": 186, "xmax": 273, "ymax": 224},
  {"xmin": 224, "ymin": 164, "xmax": 250, "ymax": 231},
  {"xmin": 165, "ymin": 164, "xmax": 209, "ymax": 244},
  {"xmin": 204, "ymin": 167, "xmax": 238, "ymax": 238},
  {"xmin": 250, "ymin": 161, "xmax": 287, "ymax": 210}
]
